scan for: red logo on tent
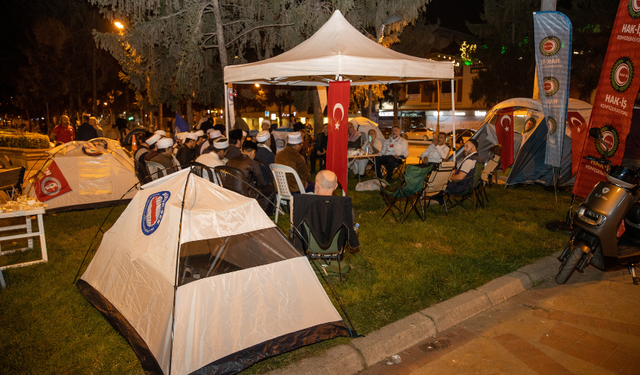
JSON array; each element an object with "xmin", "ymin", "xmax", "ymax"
[
  {"xmin": 142, "ymin": 191, "xmax": 171, "ymax": 235},
  {"xmin": 34, "ymin": 160, "xmax": 72, "ymax": 202}
]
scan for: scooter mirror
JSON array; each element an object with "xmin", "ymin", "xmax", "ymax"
[{"xmin": 588, "ymin": 128, "xmax": 601, "ymax": 139}]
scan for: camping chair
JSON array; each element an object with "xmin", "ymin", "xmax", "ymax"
[
  {"xmin": 145, "ymin": 161, "xmax": 166, "ymax": 180},
  {"xmin": 481, "ymin": 154, "xmax": 501, "ymax": 188},
  {"xmin": 0, "ymin": 167, "xmax": 25, "ymax": 200},
  {"xmin": 270, "ymin": 163, "xmax": 309, "ymax": 223},
  {"xmin": 380, "ymin": 164, "xmax": 433, "ymax": 223},
  {"xmin": 214, "ymin": 166, "xmax": 249, "ymax": 195},
  {"xmin": 292, "ymin": 194, "xmax": 359, "ymax": 282},
  {"xmin": 421, "ymin": 163, "xmax": 456, "ymax": 214},
  {"xmin": 190, "ymin": 162, "xmax": 218, "ymax": 185},
  {"xmin": 447, "ymin": 162, "xmax": 485, "ymax": 211}
]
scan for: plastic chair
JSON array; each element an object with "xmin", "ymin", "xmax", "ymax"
[
  {"xmin": 270, "ymin": 163, "xmax": 309, "ymax": 223},
  {"xmin": 380, "ymin": 165, "xmax": 432, "ymax": 223},
  {"xmin": 190, "ymin": 162, "xmax": 218, "ymax": 185},
  {"xmin": 214, "ymin": 166, "xmax": 249, "ymax": 195},
  {"xmin": 447, "ymin": 162, "xmax": 485, "ymax": 211},
  {"xmin": 0, "ymin": 167, "xmax": 25, "ymax": 199},
  {"xmin": 421, "ymin": 163, "xmax": 456, "ymax": 214},
  {"xmin": 145, "ymin": 161, "xmax": 166, "ymax": 181}
]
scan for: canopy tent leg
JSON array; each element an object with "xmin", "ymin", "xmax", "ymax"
[
  {"xmin": 224, "ymin": 83, "xmax": 230, "ymax": 140},
  {"xmin": 451, "ymin": 79, "xmax": 456, "ymax": 163}
]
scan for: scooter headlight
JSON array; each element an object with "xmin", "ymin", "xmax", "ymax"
[{"xmin": 577, "ymin": 206, "xmax": 605, "ymax": 226}]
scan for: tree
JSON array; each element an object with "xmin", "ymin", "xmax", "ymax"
[{"xmin": 89, "ymin": 0, "xmax": 435, "ymax": 117}]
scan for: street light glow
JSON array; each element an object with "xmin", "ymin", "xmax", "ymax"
[
  {"xmin": 254, "ymin": 83, "xmax": 260, "ymax": 87},
  {"xmin": 115, "ymin": 21, "xmax": 124, "ymax": 29}
]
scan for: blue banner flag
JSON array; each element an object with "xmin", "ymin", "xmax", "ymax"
[
  {"xmin": 174, "ymin": 112, "xmax": 189, "ymax": 134},
  {"xmin": 533, "ymin": 11, "xmax": 572, "ymax": 167}
]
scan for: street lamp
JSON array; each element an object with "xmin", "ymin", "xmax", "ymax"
[{"xmin": 114, "ymin": 21, "xmax": 124, "ymax": 29}]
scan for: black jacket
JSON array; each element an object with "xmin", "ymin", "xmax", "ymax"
[{"xmin": 292, "ymin": 195, "xmax": 359, "ymax": 251}]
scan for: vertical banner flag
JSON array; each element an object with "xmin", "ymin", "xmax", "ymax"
[
  {"xmin": 495, "ymin": 108, "xmax": 514, "ymax": 173},
  {"xmin": 567, "ymin": 111, "xmax": 587, "ymax": 175},
  {"xmin": 228, "ymin": 84, "xmax": 236, "ymax": 128},
  {"xmin": 174, "ymin": 112, "xmax": 189, "ymax": 134},
  {"xmin": 326, "ymin": 81, "xmax": 351, "ymax": 193},
  {"xmin": 34, "ymin": 160, "xmax": 72, "ymax": 202},
  {"xmin": 573, "ymin": 0, "xmax": 640, "ymax": 197},
  {"xmin": 533, "ymin": 11, "xmax": 573, "ymax": 168}
]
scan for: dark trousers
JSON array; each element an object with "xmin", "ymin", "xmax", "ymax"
[
  {"xmin": 309, "ymin": 152, "xmax": 326, "ymax": 173},
  {"xmin": 375, "ymin": 155, "xmax": 403, "ymax": 180}
]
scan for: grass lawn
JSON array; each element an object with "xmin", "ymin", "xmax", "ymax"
[{"xmin": 0, "ymin": 180, "xmax": 572, "ymax": 374}]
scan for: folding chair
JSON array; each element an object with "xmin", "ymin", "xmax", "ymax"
[
  {"xmin": 145, "ymin": 161, "xmax": 166, "ymax": 181},
  {"xmin": 190, "ymin": 162, "xmax": 218, "ymax": 185},
  {"xmin": 0, "ymin": 167, "xmax": 25, "ymax": 200},
  {"xmin": 421, "ymin": 163, "xmax": 456, "ymax": 214},
  {"xmin": 292, "ymin": 194, "xmax": 359, "ymax": 282},
  {"xmin": 481, "ymin": 154, "xmax": 501, "ymax": 188},
  {"xmin": 447, "ymin": 162, "xmax": 485, "ymax": 211},
  {"xmin": 380, "ymin": 164, "xmax": 432, "ymax": 223},
  {"xmin": 214, "ymin": 166, "xmax": 249, "ymax": 195},
  {"xmin": 270, "ymin": 163, "xmax": 309, "ymax": 223}
]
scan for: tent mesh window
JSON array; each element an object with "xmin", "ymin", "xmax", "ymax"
[{"xmin": 178, "ymin": 227, "xmax": 300, "ymax": 285}]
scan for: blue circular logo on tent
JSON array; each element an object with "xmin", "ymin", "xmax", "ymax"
[{"xmin": 142, "ymin": 191, "xmax": 171, "ymax": 236}]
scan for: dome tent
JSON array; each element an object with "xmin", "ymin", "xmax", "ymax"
[
  {"xmin": 26, "ymin": 141, "xmax": 138, "ymax": 212},
  {"xmin": 77, "ymin": 169, "xmax": 353, "ymax": 375}
]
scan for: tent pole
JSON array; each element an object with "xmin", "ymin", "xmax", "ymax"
[
  {"xmin": 224, "ymin": 83, "xmax": 230, "ymax": 139},
  {"xmin": 451, "ymin": 78, "xmax": 456, "ymax": 163}
]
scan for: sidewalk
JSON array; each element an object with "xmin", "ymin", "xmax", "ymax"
[{"xmin": 268, "ymin": 255, "xmax": 640, "ymax": 375}]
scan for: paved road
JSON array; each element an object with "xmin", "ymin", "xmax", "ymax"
[{"xmin": 360, "ymin": 268, "xmax": 640, "ymax": 375}]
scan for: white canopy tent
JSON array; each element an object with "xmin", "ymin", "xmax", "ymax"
[{"xmin": 223, "ymin": 10, "xmax": 458, "ymax": 157}]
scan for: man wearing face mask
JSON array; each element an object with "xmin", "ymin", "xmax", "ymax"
[{"xmin": 375, "ymin": 126, "xmax": 408, "ymax": 181}]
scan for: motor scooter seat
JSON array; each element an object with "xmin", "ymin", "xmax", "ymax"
[{"xmin": 626, "ymin": 202, "xmax": 640, "ymax": 225}]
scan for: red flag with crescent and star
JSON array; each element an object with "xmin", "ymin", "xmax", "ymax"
[
  {"xmin": 567, "ymin": 111, "xmax": 587, "ymax": 175},
  {"xmin": 495, "ymin": 107, "xmax": 514, "ymax": 173},
  {"xmin": 326, "ymin": 80, "xmax": 351, "ymax": 193},
  {"xmin": 34, "ymin": 160, "xmax": 72, "ymax": 202}
]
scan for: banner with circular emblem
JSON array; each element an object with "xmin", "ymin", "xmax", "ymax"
[
  {"xmin": 533, "ymin": 11, "xmax": 573, "ymax": 169},
  {"xmin": 572, "ymin": 0, "xmax": 640, "ymax": 198}
]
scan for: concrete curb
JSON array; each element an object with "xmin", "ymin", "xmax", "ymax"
[{"xmin": 268, "ymin": 256, "xmax": 558, "ymax": 375}]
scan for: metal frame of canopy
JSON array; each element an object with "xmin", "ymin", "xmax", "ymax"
[{"xmin": 222, "ymin": 10, "xmax": 458, "ymax": 161}]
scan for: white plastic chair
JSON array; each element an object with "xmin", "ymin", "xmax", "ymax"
[
  {"xmin": 270, "ymin": 163, "xmax": 309, "ymax": 223},
  {"xmin": 146, "ymin": 161, "xmax": 166, "ymax": 181}
]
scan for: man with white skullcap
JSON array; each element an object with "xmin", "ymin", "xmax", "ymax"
[
  {"xmin": 154, "ymin": 130, "xmax": 166, "ymax": 137},
  {"xmin": 194, "ymin": 130, "xmax": 206, "ymax": 155},
  {"xmin": 255, "ymin": 130, "xmax": 275, "ymax": 166},
  {"xmin": 195, "ymin": 137, "xmax": 228, "ymax": 170},
  {"xmin": 261, "ymin": 120, "xmax": 277, "ymax": 153},
  {"xmin": 199, "ymin": 129, "xmax": 222, "ymax": 155},
  {"xmin": 274, "ymin": 131, "xmax": 314, "ymax": 193},
  {"xmin": 135, "ymin": 133, "xmax": 161, "ymax": 183},
  {"xmin": 176, "ymin": 132, "xmax": 198, "ymax": 167},
  {"xmin": 150, "ymin": 137, "xmax": 179, "ymax": 175}
]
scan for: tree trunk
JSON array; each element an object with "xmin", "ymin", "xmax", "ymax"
[
  {"xmin": 393, "ymin": 84, "xmax": 399, "ymax": 127},
  {"xmin": 212, "ymin": 0, "xmax": 228, "ymax": 69},
  {"xmin": 312, "ymin": 89, "xmax": 322, "ymax": 134},
  {"xmin": 92, "ymin": 47, "xmax": 97, "ymax": 115},
  {"xmin": 159, "ymin": 103, "xmax": 163, "ymax": 130},
  {"xmin": 187, "ymin": 98, "xmax": 193, "ymax": 127}
]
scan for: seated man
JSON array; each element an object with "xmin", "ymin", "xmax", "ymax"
[
  {"xmin": 347, "ymin": 123, "xmax": 362, "ymax": 149},
  {"xmin": 175, "ymin": 132, "xmax": 198, "ymax": 167},
  {"xmin": 351, "ymin": 129, "xmax": 382, "ymax": 176},
  {"xmin": 150, "ymin": 137, "xmax": 179, "ymax": 175},
  {"xmin": 315, "ymin": 170, "xmax": 339, "ymax": 196},
  {"xmin": 255, "ymin": 130, "xmax": 275, "ymax": 184},
  {"xmin": 375, "ymin": 125, "xmax": 409, "ymax": 181},
  {"xmin": 226, "ymin": 129, "xmax": 243, "ymax": 160},
  {"xmin": 420, "ymin": 132, "xmax": 450, "ymax": 167},
  {"xmin": 434, "ymin": 139, "xmax": 482, "ymax": 204},
  {"xmin": 195, "ymin": 137, "xmax": 228, "ymax": 169},
  {"xmin": 310, "ymin": 125, "xmax": 328, "ymax": 174},
  {"xmin": 226, "ymin": 140, "xmax": 276, "ymax": 215},
  {"xmin": 274, "ymin": 132, "xmax": 314, "ymax": 193}
]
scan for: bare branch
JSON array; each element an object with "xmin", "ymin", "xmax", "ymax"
[{"xmin": 225, "ymin": 23, "xmax": 294, "ymax": 47}]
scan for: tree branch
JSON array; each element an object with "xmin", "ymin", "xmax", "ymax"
[{"xmin": 225, "ymin": 23, "xmax": 294, "ymax": 47}]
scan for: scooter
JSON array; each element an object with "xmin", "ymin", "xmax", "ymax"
[{"xmin": 556, "ymin": 128, "xmax": 640, "ymax": 284}]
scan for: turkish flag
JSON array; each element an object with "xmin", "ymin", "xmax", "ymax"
[
  {"xmin": 567, "ymin": 112, "xmax": 587, "ymax": 175},
  {"xmin": 326, "ymin": 81, "xmax": 351, "ymax": 193},
  {"xmin": 34, "ymin": 160, "xmax": 72, "ymax": 202},
  {"xmin": 495, "ymin": 108, "xmax": 514, "ymax": 173}
]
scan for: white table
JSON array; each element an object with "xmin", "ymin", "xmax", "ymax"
[
  {"xmin": 348, "ymin": 153, "xmax": 378, "ymax": 183},
  {"xmin": 0, "ymin": 207, "xmax": 47, "ymax": 270}
]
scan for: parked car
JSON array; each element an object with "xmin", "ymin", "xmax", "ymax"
[
  {"xmin": 402, "ymin": 127, "xmax": 435, "ymax": 141},
  {"xmin": 446, "ymin": 128, "xmax": 477, "ymax": 149}
]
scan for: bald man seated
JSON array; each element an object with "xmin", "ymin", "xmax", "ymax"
[{"xmin": 314, "ymin": 170, "xmax": 339, "ymax": 196}]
